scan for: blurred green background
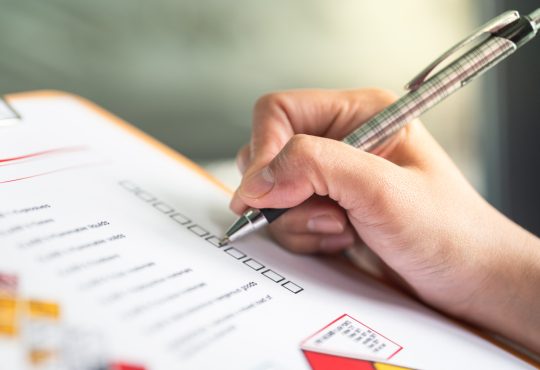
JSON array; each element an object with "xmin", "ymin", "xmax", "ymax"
[
  {"xmin": 0, "ymin": 1, "xmax": 486, "ymax": 162},
  {"xmin": 1, "ymin": 1, "xmax": 539, "ymax": 232}
]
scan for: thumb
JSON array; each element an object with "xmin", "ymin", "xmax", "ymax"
[{"xmin": 236, "ymin": 134, "xmax": 403, "ymax": 212}]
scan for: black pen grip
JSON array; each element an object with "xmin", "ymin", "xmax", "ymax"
[{"xmin": 260, "ymin": 208, "xmax": 289, "ymax": 223}]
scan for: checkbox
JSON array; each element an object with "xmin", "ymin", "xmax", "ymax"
[
  {"xmin": 135, "ymin": 190, "xmax": 156, "ymax": 202},
  {"xmin": 262, "ymin": 269, "xmax": 284, "ymax": 283},
  {"xmin": 243, "ymin": 258, "xmax": 264, "ymax": 271},
  {"xmin": 282, "ymin": 281, "xmax": 303, "ymax": 294},
  {"xmin": 119, "ymin": 180, "xmax": 138, "ymax": 191},
  {"xmin": 170, "ymin": 213, "xmax": 191, "ymax": 225},
  {"xmin": 153, "ymin": 202, "xmax": 174, "ymax": 214},
  {"xmin": 188, "ymin": 224, "xmax": 209, "ymax": 237},
  {"xmin": 206, "ymin": 235, "xmax": 222, "ymax": 247},
  {"xmin": 224, "ymin": 247, "xmax": 246, "ymax": 260}
]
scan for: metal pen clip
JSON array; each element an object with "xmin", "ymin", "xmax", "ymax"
[
  {"xmin": 405, "ymin": 10, "xmax": 521, "ymax": 91},
  {"xmin": 0, "ymin": 97, "xmax": 21, "ymax": 127}
]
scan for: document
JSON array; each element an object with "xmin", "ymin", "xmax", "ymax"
[{"xmin": 0, "ymin": 91, "xmax": 535, "ymax": 369}]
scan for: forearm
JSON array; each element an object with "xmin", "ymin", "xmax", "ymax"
[{"xmin": 464, "ymin": 221, "xmax": 540, "ymax": 354}]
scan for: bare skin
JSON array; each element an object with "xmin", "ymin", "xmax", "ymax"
[{"xmin": 230, "ymin": 89, "xmax": 540, "ymax": 354}]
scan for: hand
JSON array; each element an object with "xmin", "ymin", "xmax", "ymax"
[{"xmin": 230, "ymin": 89, "xmax": 540, "ymax": 353}]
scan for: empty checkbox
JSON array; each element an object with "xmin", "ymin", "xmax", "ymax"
[
  {"xmin": 262, "ymin": 269, "xmax": 284, "ymax": 283},
  {"xmin": 188, "ymin": 224, "xmax": 209, "ymax": 237},
  {"xmin": 206, "ymin": 235, "xmax": 222, "ymax": 247},
  {"xmin": 282, "ymin": 281, "xmax": 303, "ymax": 294},
  {"xmin": 243, "ymin": 258, "xmax": 264, "ymax": 271},
  {"xmin": 135, "ymin": 190, "xmax": 156, "ymax": 202},
  {"xmin": 170, "ymin": 213, "xmax": 191, "ymax": 225},
  {"xmin": 225, "ymin": 247, "xmax": 246, "ymax": 260},
  {"xmin": 153, "ymin": 202, "xmax": 174, "ymax": 214}
]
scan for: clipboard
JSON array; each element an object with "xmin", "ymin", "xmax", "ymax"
[{"xmin": 0, "ymin": 91, "xmax": 540, "ymax": 370}]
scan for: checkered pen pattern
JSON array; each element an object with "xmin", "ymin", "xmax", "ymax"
[{"xmin": 342, "ymin": 36, "xmax": 516, "ymax": 151}]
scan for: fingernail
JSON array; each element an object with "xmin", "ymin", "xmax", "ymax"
[
  {"xmin": 241, "ymin": 166, "xmax": 274, "ymax": 198},
  {"xmin": 320, "ymin": 233, "xmax": 355, "ymax": 253},
  {"xmin": 307, "ymin": 215, "xmax": 344, "ymax": 234}
]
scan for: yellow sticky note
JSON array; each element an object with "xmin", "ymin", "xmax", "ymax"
[
  {"xmin": 26, "ymin": 299, "xmax": 60, "ymax": 319},
  {"xmin": 0, "ymin": 296, "xmax": 18, "ymax": 336},
  {"xmin": 28, "ymin": 349, "xmax": 58, "ymax": 365},
  {"xmin": 375, "ymin": 363, "xmax": 412, "ymax": 370}
]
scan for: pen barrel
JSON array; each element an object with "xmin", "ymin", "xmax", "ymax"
[
  {"xmin": 343, "ymin": 36, "xmax": 517, "ymax": 151},
  {"xmin": 260, "ymin": 208, "xmax": 288, "ymax": 223}
]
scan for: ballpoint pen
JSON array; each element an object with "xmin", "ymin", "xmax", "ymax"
[{"xmin": 221, "ymin": 8, "xmax": 540, "ymax": 245}]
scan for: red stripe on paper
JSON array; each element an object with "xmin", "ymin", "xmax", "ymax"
[{"xmin": 0, "ymin": 146, "xmax": 88, "ymax": 164}]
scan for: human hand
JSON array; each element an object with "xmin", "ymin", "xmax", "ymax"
[{"xmin": 230, "ymin": 89, "xmax": 540, "ymax": 353}]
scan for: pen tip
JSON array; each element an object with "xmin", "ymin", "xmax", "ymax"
[{"xmin": 219, "ymin": 237, "xmax": 230, "ymax": 247}]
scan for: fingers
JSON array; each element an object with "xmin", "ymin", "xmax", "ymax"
[
  {"xmin": 235, "ymin": 134, "xmax": 404, "ymax": 213},
  {"xmin": 230, "ymin": 89, "xmax": 432, "ymax": 213},
  {"xmin": 272, "ymin": 196, "xmax": 346, "ymax": 234},
  {"xmin": 249, "ymin": 89, "xmax": 398, "ymax": 167},
  {"xmin": 270, "ymin": 224, "xmax": 358, "ymax": 255},
  {"xmin": 267, "ymin": 196, "xmax": 357, "ymax": 254}
]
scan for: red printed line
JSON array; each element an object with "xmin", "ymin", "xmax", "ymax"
[
  {"xmin": 387, "ymin": 346, "xmax": 403, "ymax": 360},
  {"xmin": 0, "ymin": 161, "xmax": 108, "ymax": 184},
  {"xmin": 0, "ymin": 146, "xmax": 88, "ymax": 164}
]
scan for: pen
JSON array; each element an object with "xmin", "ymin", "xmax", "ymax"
[{"xmin": 221, "ymin": 8, "xmax": 540, "ymax": 245}]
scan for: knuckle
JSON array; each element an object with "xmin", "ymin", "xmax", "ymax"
[
  {"xmin": 253, "ymin": 94, "xmax": 273, "ymax": 113},
  {"xmin": 235, "ymin": 144, "xmax": 252, "ymax": 173},
  {"xmin": 236, "ymin": 144, "xmax": 249, "ymax": 160},
  {"xmin": 367, "ymin": 88, "xmax": 398, "ymax": 107},
  {"xmin": 254, "ymin": 92, "xmax": 287, "ymax": 116},
  {"xmin": 284, "ymin": 134, "xmax": 319, "ymax": 160},
  {"xmin": 277, "ymin": 135, "xmax": 312, "ymax": 173}
]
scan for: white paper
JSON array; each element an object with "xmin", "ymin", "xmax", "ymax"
[{"xmin": 0, "ymin": 92, "xmax": 534, "ymax": 370}]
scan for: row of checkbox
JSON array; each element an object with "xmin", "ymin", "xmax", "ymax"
[
  {"xmin": 202, "ymin": 231, "xmax": 303, "ymax": 294},
  {"xmin": 119, "ymin": 180, "xmax": 305, "ymax": 294}
]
